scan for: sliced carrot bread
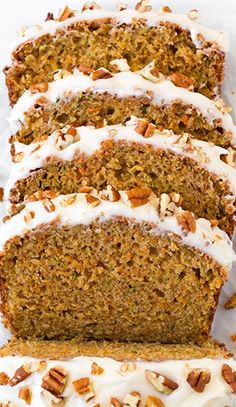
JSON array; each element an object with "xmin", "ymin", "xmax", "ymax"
[
  {"xmin": 6, "ymin": 118, "xmax": 236, "ymax": 235},
  {"xmin": 9, "ymin": 67, "xmax": 235, "ymax": 149},
  {"xmin": 4, "ymin": 2, "xmax": 228, "ymax": 104},
  {"xmin": 0, "ymin": 189, "xmax": 234, "ymax": 344}
]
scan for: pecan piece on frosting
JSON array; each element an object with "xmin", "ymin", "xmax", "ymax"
[
  {"xmin": 135, "ymin": 119, "xmax": 156, "ymax": 138},
  {"xmin": 127, "ymin": 187, "xmax": 152, "ymax": 208},
  {"xmin": 86, "ymin": 194, "xmax": 100, "ymax": 207},
  {"xmin": 117, "ymin": 2, "xmax": 128, "ymax": 11},
  {"xmin": 0, "ymin": 372, "xmax": 9, "ymax": 385},
  {"xmin": 110, "ymin": 397, "xmax": 122, "ymax": 407},
  {"xmin": 57, "ymin": 5, "xmax": 74, "ymax": 22},
  {"xmin": 145, "ymin": 395, "xmax": 165, "ymax": 407},
  {"xmin": 79, "ymin": 64, "xmax": 93, "ymax": 76},
  {"xmin": 91, "ymin": 362, "xmax": 104, "ymax": 375},
  {"xmin": 43, "ymin": 198, "xmax": 56, "ymax": 213},
  {"xmin": 82, "ymin": 2, "xmax": 101, "ymax": 11},
  {"xmin": 222, "ymin": 364, "xmax": 236, "ymax": 392},
  {"xmin": 42, "ymin": 366, "xmax": 67, "ymax": 395},
  {"xmin": 18, "ymin": 386, "xmax": 32, "ymax": 405},
  {"xmin": 123, "ymin": 391, "xmax": 141, "ymax": 407},
  {"xmin": 224, "ymin": 293, "xmax": 236, "ymax": 310},
  {"xmin": 41, "ymin": 389, "xmax": 65, "ymax": 406},
  {"xmin": 30, "ymin": 83, "xmax": 49, "ymax": 94},
  {"xmin": 92, "ymin": 68, "xmax": 113, "ymax": 81},
  {"xmin": 135, "ymin": 0, "xmax": 152, "ymax": 12},
  {"xmin": 145, "ymin": 369, "xmax": 178, "ymax": 395},
  {"xmin": 187, "ymin": 368, "xmax": 211, "ymax": 392},
  {"xmin": 169, "ymin": 72, "xmax": 194, "ymax": 90},
  {"xmin": 72, "ymin": 377, "xmax": 95, "ymax": 401},
  {"xmin": 176, "ymin": 211, "xmax": 196, "ymax": 233},
  {"xmin": 45, "ymin": 12, "xmax": 54, "ymax": 21},
  {"xmin": 9, "ymin": 364, "xmax": 32, "ymax": 386}
]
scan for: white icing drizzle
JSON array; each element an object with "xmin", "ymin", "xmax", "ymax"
[
  {"xmin": 0, "ymin": 191, "xmax": 235, "ymax": 268},
  {"xmin": 5, "ymin": 119, "xmax": 236, "ymax": 201},
  {"xmin": 9, "ymin": 70, "xmax": 236, "ymax": 142},
  {"xmin": 11, "ymin": 8, "xmax": 229, "ymax": 54},
  {"xmin": 0, "ymin": 355, "xmax": 236, "ymax": 406}
]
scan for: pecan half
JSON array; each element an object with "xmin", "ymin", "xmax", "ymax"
[
  {"xmin": 0, "ymin": 372, "xmax": 9, "ymax": 385},
  {"xmin": 187, "ymin": 368, "xmax": 211, "ymax": 392},
  {"xmin": 169, "ymin": 73, "xmax": 194, "ymax": 89},
  {"xmin": 72, "ymin": 377, "xmax": 95, "ymax": 401},
  {"xmin": 176, "ymin": 211, "xmax": 196, "ymax": 233},
  {"xmin": 91, "ymin": 362, "xmax": 104, "ymax": 375},
  {"xmin": 127, "ymin": 187, "xmax": 151, "ymax": 200},
  {"xmin": 18, "ymin": 386, "xmax": 32, "ymax": 405},
  {"xmin": 92, "ymin": 68, "xmax": 113, "ymax": 81},
  {"xmin": 86, "ymin": 194, "xmax": 100, "ymax": 207},
  {"xmin": 222, "ymin": 364, "xmax": 236, "ymax": 392},
  {"xmin": 9, "ymin": 364, "xmax": 32, "ymax": 386},
  {"xmin": 42, "ymin": 366, "xmax": 67, "ymax": 395},
  {"xmin": 123, "ymin": 391, "xmax": 141, "ymax": 407},
  {"xmin": 145, "ymin": 395, "xmax": 165, "ymax": 407},
  {"xmin": 225, "ymin": 293, "xmax": 236, "ymax": 310},
  {"xmin": 145, "ymin": 369, "xmax": 178, "ymax": 395},
  {"xmin": 79, "ymin": 64, "xmax": 93, "ymax": 76}
]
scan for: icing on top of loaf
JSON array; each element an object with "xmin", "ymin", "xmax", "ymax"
[{"xmin": 1, "ymin": 189, "xmax": 235, "ymax": 268}]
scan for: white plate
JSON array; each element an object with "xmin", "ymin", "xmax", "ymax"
[{"xmin": 0, "ymin": 0, "xmax": 235, "ymax": 354}]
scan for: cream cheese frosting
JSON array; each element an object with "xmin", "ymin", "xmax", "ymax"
[
  {"xmin": 8, "ymin": 69, "xmax": 236, "ymax": 139},
  {"xmin": 5, "ymin": 118, "xmax": 236, "ymax": 201},
  {"xmin": 11, "ymin": 7, "xmax": 229, "ymax": 54},
  {"xmin": 0, "ymin": 355, "xmax": 236, "ymax": 406},
  {"xmin": 0, "ymin": 190, "xmax": 235, "ymax": 268}
]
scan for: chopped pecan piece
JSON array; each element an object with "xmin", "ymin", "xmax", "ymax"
[
  {"xmin": 110, "ymin": 398, "xmax": 122, "ymax": 407},
  {"xmin": 135, "ymin": 0, "xmax": 152, "ymax": 12},
  {"xmin": 41, "ymin": 389, "xmax": 65, "ymax": 406},
  {"xmin": 162, "ymin": 6, "xmax": 172, "ymax": 12},
  {"xmin": 127, "ymin": 187, "xmax": 151, "ymax": 200},
  {"xmin": 188, "ymin": 9, "xmax": 199, "ymax": 20},
  {"xmin": 30, "ymin": 83, "xmax": 49, "ymax": 94},
  {"xmin": 18, "ymin": 386, "xmax": 32, "ymax": 405},
  {"xmin": 86, "ymin": 194, "xmax": 100, "ymax": 207},
  {"xmin": 57, "ymin": 6, "xmax": 74, "ymax": 22},
  {"xmin": 222, "ymin": 364, "xmax": 236, "ymax": 392},
  {"xmin": 169, "ymin": 73, "xmax": 194, "ymax": 89},
  {"xmin": 117, "ymin": 2, "xmax": 127, "ymax": 11},
  {"xmin": 42, "ymin": 366, "xmax": 67, "ymax": 395},
  {"xmin": 79, "ymin": 186, "xmax": 93, "ymax": 193},
  {"xmin": 0, "ymin": 187, "xmax": 4, "ymax": 202},
  {"xmin": 187, "ymin": 368, "xmax": 211, "ymax": 392},
  {"xmin": 123, "ymin": 391, "xmax": 141, "ymax": 407},
  {"xmin": 0, "ymin": 372, "xmax": 9, "ymax": 385},
  {"xmin": 24, "ymin": 211, "xmax": 35, "ymax": 224},
  {"xmin": 107, "ymin": 186, "xmax": 121, "ymax": 202},
  {"xmin": 145, "ymin": 369, "xmax": 178, "ymax": 395},
  {"xmin": 79, "ymin": 64, "xmax": 93, "ymax": 76},
  {"xmin": 82, "ymin": 2, "xmax": 101, "ymax": 11},
  {"xmin": 135, "ymin": 119, "xmax": 156, "ymax": 138},
  {"xmin": 12, "ymin": 152, "xmax": 24, "ymax": 163},
  {"xmin": 9, "ymin": 364, "xmax": 32, "ymax": 386},
  {"xmin": 45, "ymin": 12, "xmax": 54, "ymax": 21},
  {"xmin": 145, "ymin": 395, "xmax": 165, "ymax": 407},
  {"xmin": 43, "ymin": 198, "xmax": 56, "ymax": 213},
  {"xmin": 72, "ymin": 377, "xmax": 95, "ymax": 401},
  {"xmin": 225, "ymin": 293, "xmax": 236, "ymax": 310},
  {"xmin": 177, "ymin": 211, "xmax": 196, "ymax": 233},
  {"xmin": 91, "ymin": 362, "xmax": 104, "ymax": 375},
  {"xmin": 120, "ymin": 362, "xmax": 136, "ymax": 373},
  {"xmin": 92, "ymin": 68, "xmax": 113, "ymax": 81}
]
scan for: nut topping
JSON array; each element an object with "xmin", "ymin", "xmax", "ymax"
[
  {"xmin": 79, "ymin": 64, "xmax": 93, "ymax": 76},
  {"xmin": 222, "ymin": 364, "xmax": 236, "ymax": 392},
  {"xmin": 135, "ymin": 119, "xmax": 156, "ymax": 138},
  {"xmin": 24, "ymin": 211, "xmax": 35, "ymax": 224},
  {"xmin": 0, "ymin": 372, "xmax": 9, "ymax": 385},
  {"xmin": 9, "ymin": 364, "xmax": 32, "ymax": 386},
  {"xmin": 135, "ymin": 0, "xmax": 152, "ymax": 12},
  {"xmin": 145, "ymin": 369, "xmax": 178, "ymax": 395},
  {"xmin": 41, "ymin": 389, "xmax": 65, "ymax": 406},
  {"xmin": 224, "ymin": 293, "xmax": 236, "ymax": 310},
  {"xmin": 57, "ymin": 6, "xmax": 74, "ymax": 22},
  {"xmin": 60, "ymin": 195, "xmax": 77, "ymax": 207},
  {"xmin": 107, "ymin": 186, "xmax": 121, "ymax": 202},
  {"xmin": 187, "ymin": 368, "xmax": 211, "ymax": 392},
  {"xmin": 92, "ymin": 68, "xmax": 113, "ymax": 81},
  {"xmin": 160, "ymin": 6, "xmax": 172, "ymax": 13},
  {"xmin": 12, "ymin": 152, "xmax": 24, "ymax": 163},
  {"xmin": 127, "ymin": 187, "xmax": 152, "ymax": 208},
  {"xmin": 30, "ymin": 83, "xmax": 49, "ymax": 94},
  {"xmin": 117, "ymin": 2, "xmax": 127, "ymax": 11},
  {"xmin": 158, "ymin": 193, "xmax": 179, "ymax": 219},
  {"xmin": 82, "ymin": 2, "xmax": 101, "ymax": 11},
  {"xmin": 43, "ymin": 198, "xmax": 56, "ymax": 213},
  {"xmin": 42, "ymin": 366, "xmax": 67, "ymax": 395},
  {"xmin": 176, "ymin": 211, "xmax": 196, "ymax": 233},
  {"xmin": 79, "ymin": 186, "xmax": 93, "ymax": 193},
  {"xmin": 145, "ymin": 395, "xmax": 165, "ymax": 407},
  {"xmin": 120, "ymin": 362, "xmax": 136, "ymax": 373},
  {"xmin": 45, "ymin": 12, "xmax": 54, "ymax": 21},
  {"xmin": 110, "ymin": 398, "xmax": 122, "ymax": 407},
  {"xmin": 86, "ymin": 194, "xmax": 100, "ymax": 207},
  {"xmin": 169, "ymin": 73, "xmax": 194, "ymax": 90},
  {"xmin": 188, "ymin": 9, "xmax": 199, "ymax": 20},
  {"xmin": 72, "ymin": 377, "xmax": 95, "ymax": 401},
  {"xmin": 123, "ymin": 391, "xmax": 141, "ymax": 407},
  {"xmin": 18, "ymin": 386, "xmax": 32, "ymax": 405},
  {"xmin": 91, "ymin": 362, "xmax": 104, "ymax": 375}
]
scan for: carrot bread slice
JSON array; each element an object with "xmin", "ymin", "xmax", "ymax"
[
  {"xmin": 0, "ymin": 340, "xmax": 235, "ymax": 406},
  {"xmin": 6, "ymin": 118, "xmax": 236, "ymax": 235},
  {"xmin": 0, "ymin": 190, "xmax": 234, "ymax": 344},
  {"xmin": 4, "ymin": 2, "xmax": 228, "ymax": 105},
  {"xmin": 8, "ymin": 67, "xmax": 236, "ymax": 149}
]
